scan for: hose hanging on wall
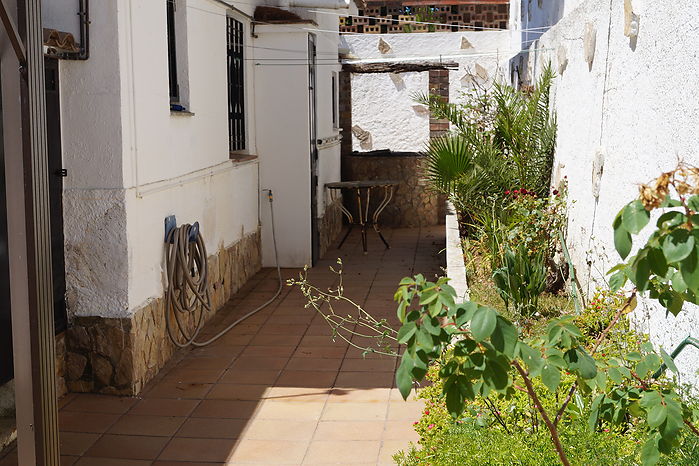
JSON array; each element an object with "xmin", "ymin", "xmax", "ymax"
[{"xmin": 165, "ymin": 190, "xmax": 282, "ymax": 347}]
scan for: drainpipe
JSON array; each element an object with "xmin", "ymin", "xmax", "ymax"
[
  {"xmin": 59, "ymin": 0, "xmax": 89, "ymax": 60},
  {"xmin": 652, "ymin": 336, "xmax": 699, "ymax": 379}
]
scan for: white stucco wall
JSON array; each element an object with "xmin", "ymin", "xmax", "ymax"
[
  {"xmin": 525, "ymin": 0, "xmax": 699, "ymax": 383},
  {"xmin": 343, "ymin": 31, "xmax": 512, "ymax": 152},
  {"xmin": 55, "ymin": 0, "xmax": 346, "ymax": 317}
]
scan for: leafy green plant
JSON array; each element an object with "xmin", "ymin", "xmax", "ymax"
[{"xmin": 492, "ymin": 245, "xmax": 547, "ymax": 318}]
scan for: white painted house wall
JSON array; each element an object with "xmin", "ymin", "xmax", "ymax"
[
  {"xmin": 524, "ymin": 0, "xmax": 699, "ymax": 383},
  {"xmin": 343, "ymin": 31, "xmax": 512, "ymax": 153},
  {"xmin": 49, "ymin": 0, "xmax": 347, "ymax": 318}
]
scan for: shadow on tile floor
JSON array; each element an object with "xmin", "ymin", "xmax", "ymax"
[{"xmin": 0, "ymin": 226, "xmax": 445, "ymax": 465}]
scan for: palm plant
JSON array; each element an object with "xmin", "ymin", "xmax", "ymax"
[{"xmin": 416, "ymin": 63, "xmax": 557, "ymax": 226}]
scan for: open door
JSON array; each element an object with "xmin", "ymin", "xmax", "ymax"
[
  {"xmin": 0, "ymin": 70, "xmax": 12, "ymax": 386},
  {"xmin": 308, "ymin": 33, "xmax": 319, "ymax": 265}
]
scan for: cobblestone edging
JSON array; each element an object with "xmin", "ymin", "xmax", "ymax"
[
  {"xmin": 342, "ymin": 153, "xmax": 445, "ymax": 228},
  {"xmin": 446, "ymin": 202, "xmax": 469, "ymax": 301},
  {"xmin": 65, "ymin": 228, "xmax": 262, "ymax": 396},
  {"xmin": 319, "ymin": 198, "xmax": 344, "ymax": 259}
]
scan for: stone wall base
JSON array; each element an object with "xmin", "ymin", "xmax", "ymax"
[
  {"xmin": 65, "ymin": 229, "xmax": 262, "ymax": 396},
  {"xmin": 319, "ymin": 199, "xmax": 343, "ymax": 259}
]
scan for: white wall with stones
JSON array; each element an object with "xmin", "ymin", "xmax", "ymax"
[
  {"xmin": 343, "ymin": 31, "xmax": 512, "ymax": 153},
  {"xmin": 525, "ymin": 0, "xmax": 699, "ymax": 384}
]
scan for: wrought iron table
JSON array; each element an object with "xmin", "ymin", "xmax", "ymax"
[{"xmin": 326, "ymin": 180, "xmax": 400, "ymax": 254}]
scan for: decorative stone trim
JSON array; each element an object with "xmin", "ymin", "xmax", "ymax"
[
  {"xmin": 65, "ymin": 228, "xmax": 262, "ymax": 395},
  {"xmin": 319, "ymin": 198, "xmax": 344, "ymax": 259}
]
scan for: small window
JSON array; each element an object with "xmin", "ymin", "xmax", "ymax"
[
  {"xmin": 331, "ymin": 72, "xmax": 339, "ymax": 130},
  {"xmin": 166, "ymin": 0, "xmax": 190, "ymax": 107},
  {"xmin": 227, "ymin": 16, "xmax": 246, "ymax": 152}
]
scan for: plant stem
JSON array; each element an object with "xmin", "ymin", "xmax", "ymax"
[
  {"xmin": 554, "ymin": 291, "xmax": 637, "ymax": 427},
  {"xmin": 684, "ymin": 419, "xmax": 699, "ymax": 438},
  {"xmin": 512, "ymin": 361, "xmax": 571, "ymax": 466}
]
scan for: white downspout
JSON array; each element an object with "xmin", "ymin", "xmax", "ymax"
[{"xmin": 284, "ymin": 0, "xmax": 350, "ymax": 9}]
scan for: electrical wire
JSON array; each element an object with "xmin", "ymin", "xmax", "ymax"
[{"xmin": 165, "ymin": 190, "xmax": 282, "ymax": 347}]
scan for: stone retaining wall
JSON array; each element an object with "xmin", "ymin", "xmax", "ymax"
[
  {"xmin": 342, "ymin": 153, "xmax": 445, "ymax": 227},
  {"xmin": 319, "ymin": 198, "xmax": 343, "ymax": 259},
  {"xmin": 65, "ymin": 229, "xmax": 262, "ymax": 396}
]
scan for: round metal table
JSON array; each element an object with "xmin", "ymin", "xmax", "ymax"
[{"xmin": 325, "ymin": 180, "xmax": 400, "ymax": 254}]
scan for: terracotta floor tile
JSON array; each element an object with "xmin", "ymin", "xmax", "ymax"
[
  {"xmin": 299, "ymin": 336, "xmax": 349, "ymax": 347},
  {"xmin": 254, "ymin": 400, "xmax": 326, "ymax": 420},
  {"xmin": 293, "ymin": 346, "xmax": 347, "ymax": 359},
  {"xmin": 59, "ymin": 411, "xmax": 120, "ymax": 433},
  {"xmin": 128, "ymin": 398, "xmax": 200, "ymax": 417},
  {"xmin": 241, "ymin": 419, "xmax": 317, "ymax": 441},
  {"xmin": 340, "ymin": 358, "xmax": 396, "ymax": 372},
  {"xmin": 327, "ymin": 388, "xmax": 391, "ymax": 403},
  {"xmin": 63, "ymin": 394, "xmax": 137, "ymax": 414},
  {"xmin": 153, "ymin": 462, "xmax": 224, "ymax": 466},
  {"xmin": 75, "ymin": 458, "xmax": 152, "ymax": 466},
  {"xmin": 321, "ymin": 402, "xmax": 388, "ymax": 421},
  {"xmin": 144, "ymin": 381, "xmax": 213, "ymax": 399},
  {"xmin": 378, "ymin": 439, "xmax": 414, "ymax": 463},
  {"xmin": 229, "ymin": 357, "xmax": 289, "ymax": 371},
  {"xmin": 187, "ymin": 345, "xmax": 244, "ymax": 359},
  {"xmin": 275, "ymin": 370, "xmax": 337, "ymax": 388},
  {"xmin": 382, "ymin": 420, "xmax": 420, "ymax": 441},
  {"xmin": 241, "ymin": 345, "xmax": 296, "ymax": 358},
  {"xmin": 176, "ymin": 357, "xmax": 233, "ymax": 370},
  {"xmin": 386, "ymin": 401, "xmax": 424, "ymax": 421},
  {"xmin": 162, "ymin": 367, "xmax": 226, "ymax": 384},
  {"xmin": 107, "ymin": 414, "xmax": 186, "ymax": 436},
  {"xmin": 248, "ymin": 332, "xmax": 305, "ymax": 346},
  {"xmin": 256, "ymin": 324, "xmax": 308, "ymax": 336},
  {"xmin": 84, "ymin": 434, "xmax": 169, "ymax": 460},
  {"xmin": 59, "ymin": 432, "xmax": 100, "ymax": 456},
  {"xmin": 206, "ymin": 384, "xmax": 269, "ymax": 401},
  {"xmin": 219, "ymin": 369, "xmax": 280, "ymax": 385},
  {"xmin": 226, "ymin": 439, "xmax": 308, "ymax": 464},
  {"xmin": 334, "ymin": 371, "xmax": 395, "ymax": 389},
  {"xmin": 313, "ymin": 421, "xmax": 385, "ymax": 441},
  {"xmin": 158, "ymin": 437, "xmax": 238, "ymax": 462},
  {"xmin": 303, "ymin": 440, "xmax": 381, "ymax": 464},
  {"xmin": 285, "ymin": 357, "xmax": 343, "ymax": 372},
  {"xmin": 176, "ymin": 417, "xmax": 247, "ymax": 439},
  {"xmin": 191, "ymin": 399, "xmax": 260, "ymax": 419},
  {"xmin": 263, "ymin": 386, "xmax": 330, "ymax": 403}
]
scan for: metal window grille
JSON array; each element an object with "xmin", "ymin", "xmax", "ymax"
[
  {"xmin": 167, "ymin": 0, "xmax": 179, "ymax": 102},
  {"xmin": 227, "ymin": 16, "xmax": 246, "ymax": 152}
]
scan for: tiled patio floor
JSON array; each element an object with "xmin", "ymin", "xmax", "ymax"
[{"xmin": 2, "ymin": 226, "xmax": 445, "ymax": 465}]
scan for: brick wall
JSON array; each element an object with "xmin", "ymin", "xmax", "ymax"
[
  {"xmin": 341, "ymin": 1, "xmax": 509, "ymax": 33},
  {"xmin": 428, "ymin": 69, "xmax": 450, "ymax": 139}
]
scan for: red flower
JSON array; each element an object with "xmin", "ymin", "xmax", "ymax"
[
  {"xmin": 505, "ymin": 190, "xmax": 510, "ymax": 195},
  {"xmin": 521, "ymin": 188, "xmax": 528, "ymax": 194},
  {"xmin": 513, "ymin": 189, "xmax": 520, "ymax": 194},
  {"xmin": 553, "ymin": 189, "xmax": 559, "ymax": 195},
  {"xmin": 424, "ymin": 410, "xmax": 430, "ymax": 415}
]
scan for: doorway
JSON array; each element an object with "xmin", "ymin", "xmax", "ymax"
[{"xmin": 308, "ymin": 33, "xmax": 319, "ymax": 266}]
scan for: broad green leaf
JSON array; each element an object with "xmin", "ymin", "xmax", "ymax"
[
  {"xmin": 470, "ymin": 306, "xmax": 497, "ymax": 342},
  {"xmin": 419, "ymin": 289, "xmax": 439, "ymax": 305},
  {"xmin": 626, "ymin": 351, "xmax": 642, "ymax": 362},
  {"xmin": 455, "ymin": 302, "xmax": 477, "ymax": 328},
  {"xmin": 622, "ymin": 200, "xmax": 651, "ymax": 234},
  {"xmin": 565, "ymin": 348, "xmax": 597, "ymax": 379},
  {"xmin": 541, "ymin": 363, "xmax": 560, "ymax": 392},
  {"xmin": 588, "ymin": 394, "xmax": 604, "ymax": 431},
  {"xmin": 396, "ymin": 355, "xmax": 413, "ymax": 400},
  {"xmin": 648, "ymin": 247, "xmax": 669, "ymax": 277},
  {"xmin": 397, "ymin": 322, "xmax": 417, "ymax": 344},
  {"xmin": 422, "ymin": 316, "xmax": 442, "ymax": 336},
  {"xmin": 445, "ymin": 377, "xmax": 465, "ymax": 418},
  {"xmin": 662, "ymin": 229, "xmax": 695, "ymax": 263},
  {"xmin": 411, "ymin": 349, "xmax": 429, "ymax": 380},
  {"xmin": 518, "ymin": 343, "xmax": 544, "ymax": 377},
  {"xmin": 647, "ymin": 403, "xmax": 667, "ymax": 428},
  {"xmin": 609, "ymin": 269, "xmax": 627, "ymax": 291},
  {"xmin": 614, "ymin": 226, "xmax": 633, "ymax": 260},
  {"xmin": 680, "ymin": 248, "xmax": 699, "ymax": 290},
  {"xmin": 490, "ymin": 316, "xmax": 517, "ymax": 358},
  {"xmin": 607, "ymin": 366, "xmax": 623, "ymax": 384},
  {"xmin": 483, "ymin": 358, "xmax": 509, "ymax": 391},
  {"xmin": 657, "ymin": 210, "xmax": 687, "ymax": 229},
  {"xmin": 671, "ymin": 270, "xmax": 688, "ymax": 293},
  {"xmin": 629, "ymin": 257, "xmax": 651, "ymax": 291},
  {"xmin": 640, "ymin": 390, "xmax": 662, "ymax": 409},
  {"xmin": 416, "ymin": 328, "xmax": 434, "ymax": 352},
  {"xmin": 688, "ymin": 195, "xmax": 699, "ymax": 211},
  {"xmin": 659, "ymin": 348, "xmax": 678, "ymax": 375},
  {"xmin": 641, "ymin": 435, "xmax": 660, "ymax": 466}
]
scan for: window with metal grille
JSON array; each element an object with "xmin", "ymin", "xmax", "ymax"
[
  {"xmin": 227, "ymin": 16, "xmax": 246, "ymax": 152},
  {"xmin": 166, "ymin": 0, "xmax": 178, "ymax": 102}
]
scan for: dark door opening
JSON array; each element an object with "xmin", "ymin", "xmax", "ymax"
[
  {"xmin": 0, "ymin": 68, "xmax": 13, "ymax": 385},
  {"xmin": 308, "ymin": 33, "xmax": 319, "ymax": 266},
  {"xmin": 45, "ymin": 57, "xmax": 67, "ymax": 334}
]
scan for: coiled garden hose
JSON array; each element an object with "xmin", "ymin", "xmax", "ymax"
[{"xmin": 164, "ymin": 189, "xmax": 282, "ymax": 347}]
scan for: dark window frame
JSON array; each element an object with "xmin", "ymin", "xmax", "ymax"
[
  {"xmin": 166, "ymin": 0, "xmax": 179, "ymax": 102},
  {"xmin": 227, "ymin": 16, "xmax": 246, "ymax": 152}
]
